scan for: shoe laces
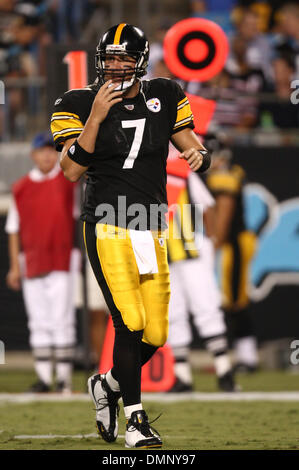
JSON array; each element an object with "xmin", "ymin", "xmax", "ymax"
[
  {"xmin": 127, "ymin": 412, "xmax": 162, "ymax": 438},
  {"xmin": 94, "ymin": 395, "xmax": 120, "ymax": 415},
  {"xmin": 94, "ymin": 381, "xmax": 120, "ymax": 415}
]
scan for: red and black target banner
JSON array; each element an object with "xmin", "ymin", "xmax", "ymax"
[{"xmin": 163, "ymin": 18, "xmax": 229, "ymax": 82}]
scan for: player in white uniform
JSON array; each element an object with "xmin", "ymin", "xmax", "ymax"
[{"xmin": 166, "ymin": 155, "xmax": 238, "ymax": 392}]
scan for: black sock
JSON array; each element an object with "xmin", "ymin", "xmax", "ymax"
[
  {"xmin": 110, "ymin": 337, "xmax": 158, "ymax": 405},
  {"xmin": 140, "ymin": 341, "xmax": 158, "ymax": 365},
  {"xmin": 111, "ymin": 328, "xmax": 143, "ymax": 407}
]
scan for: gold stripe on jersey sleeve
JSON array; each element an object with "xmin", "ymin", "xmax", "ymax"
[
  {"xmin": 173, "ymin": 98, "xmax": 193, "ymax": 131},
  {"xmin": 51, "ymin": 129, "xmax": 83, "ymax": 142},
  {"xmin": 176, "ymin": 102, "xmax": 193, "ymax": 123},
  {"xmin": 173, "ymin": 115, "xmax": 194, "ymax": 130},
  {"xmin": 114, "ymin": 23, "xmax": 126, "ymax": 44},
  {"xmin": 207, "ymin": 173, "xmax": 241, "ymax": 194},
  {"xmin": 52, "ymin": 111, "xmax": 80, "ymax": 119},
  {"xmin": 51, "ymin": 117, "xmax": 84, "ymax": 141},
  {"xmin": 177, "ymin": 97, "xmax": 188, "ymax": 107}
]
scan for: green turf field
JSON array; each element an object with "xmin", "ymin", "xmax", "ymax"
[
  {"xmin": 1, "ymin": 400, "xmax": 299, "ymax": 450},
  {"xmin": 0, "ymin": 369, "xmax": 299, "ymax": 450},
  {"xmin": 1, "ymin": 368, "xmax": 299, "ymax": 393}
]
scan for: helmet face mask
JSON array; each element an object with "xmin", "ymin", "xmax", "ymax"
[
  {"xmin": 95, "ymin": 24, "xmax": 149, "ymax": 91},
  {"xmin": 96, "ymin": 51, "xmax": 138, "ymax": 91}
]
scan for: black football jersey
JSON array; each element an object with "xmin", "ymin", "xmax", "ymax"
[
  {"xmin": 51, "ymin": 78, "xmax": 194, "ymax": 229},
  {"xmin": 204, "ymin": 164, "xmax": 246, "ymax": 240}
]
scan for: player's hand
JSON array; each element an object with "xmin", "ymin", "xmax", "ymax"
[
  {"xmin": 6, "ymin": 268, "xmax": 21, "ymax": 291},
  {"xmin": 90, "ymin": 80, "xmax": 123, "ymax": 124},
  {"xmin": 179, "ymin": 147, "xmax": 203, "ymax": 171}
]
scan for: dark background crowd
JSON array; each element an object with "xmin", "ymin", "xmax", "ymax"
[{"xmin": 0, "ymin": 0, "xmax": 298, "ymax": 141}]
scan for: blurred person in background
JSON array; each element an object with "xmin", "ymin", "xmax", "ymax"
[
  {"xmin": 0, "ymin": 2, "xmax": 49, "ymax": 140},
  {"xmin": 166, "ymin": 145, "xmax": 238, "ymax": 392},
  {"xmin": 225, "ymin": 34, "xmax": 267, "ymax": 92},
  {"xmin": 224, "ymin": 33, "xmax": 268, "ymax": 129},
  {"xmin": 230, "ymin": 8, "xmax": 273, "ymax": 83},
  {"xmin": 79, "ymin": 1, "xmax": 110, "ymax": 46},
  {"xmin": 5, "ymin": 132, "xmax": 77, "ymax": 393},
  {"xmin": 204, "ymin": 133, "xmax": 259, "ymax": 373},
  {"xmin": 275, "ymin": 2, "xmax": 299, "ymax": 76},
  {"xmin": 257, "ymin": 50, "xmax": 299, "ymax": 129},
  {"xmin": 146, "ymin": 18, "xmax": 173, "ymax": 79},
  {"xmin": 190, "ymin": 0, "xmax": 236, "ymax": 34},
  {"xmin": 54, "ymin": 0, "xmax": 92, "ymax": 44},
  {"xmin": 201, "ymin": 68, "xmax": 263, "ymax": 131},
  {"xmin": 232, "ymin": 1, "xmax": 273, "ymax": 33},
  {"xmin": 151, "ymin": 58, "xmax": 174, "ymax": 80}
]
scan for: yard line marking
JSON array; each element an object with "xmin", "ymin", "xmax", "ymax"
[
  {"xmin": 143, "ymin": 392, "xmax": 299, "ymax": 402},
  {"xmin": 14, "ymin": 433, "xmax": 99, "ymax": 439},
  {"xmin": 14, "ymin": 433, "xmax": 125, "ymax": 440},
  {"xmin": 13, "ymin": 434, "xmax": 183, "ymax": 440},
  {"xmin": 1, "ymin": 392, "xmax": 299, "ymax": 404}
]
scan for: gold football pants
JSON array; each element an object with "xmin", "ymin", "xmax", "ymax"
[
  {"xmin": 83, "ymin": 222, "xmax": 170, "ymax": 347},
  {"xmin": 220, "ymin": 230, "xmax": 257, "ymax": 311}
]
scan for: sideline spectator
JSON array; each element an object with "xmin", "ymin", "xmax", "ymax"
[
  {"xmin": 230, "ymin": 9, "xmax": 273, "ymax": 82},
  {"xmin": 275, "ymin": 3, "xmax": 299, "ymax": 76},
  {"xmin": 5, "ymin": 132, "xmax": 78, "ymax": 393},
  {"xmin": 224, "ymin": 34, "xmax": 267, "ymax": 128},
  {"xmin": 146, "ymin": 18, "xmax": 173, "ymax": 79},
  {"xmin": 190, "ymin": 0, "xmax": 236, "ymax": 34},
  {"xmin": 257, "ymin": 53, "xmax": 299, "ymax": 129}
]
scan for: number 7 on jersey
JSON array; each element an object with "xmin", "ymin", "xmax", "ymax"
[{"xmin": 121, "ymin": 118, "xmax": 146, "ymax": 169}]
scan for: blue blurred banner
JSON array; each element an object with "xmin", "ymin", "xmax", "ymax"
[{"xmin": 232, "ymin": 146, "xmax": 299, "ymax": 341}]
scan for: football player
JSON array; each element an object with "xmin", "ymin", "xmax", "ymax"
[
  {"xmin": 204, "ymin": 133, "xmax": 259, "ymax": 373},
  {"xmin": 50, "ymin": 23, "xmax": 211, "ymax": 449},
  {"xmin": 166, "ymin": 153, "xmax": 238, "ymax": 393}
]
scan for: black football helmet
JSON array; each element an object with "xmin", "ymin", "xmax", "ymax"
[{"xmin": 95, "ymin": 23, "xmax": 149, "ymax": 90}]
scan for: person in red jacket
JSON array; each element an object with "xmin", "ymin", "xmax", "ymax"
[{"xmin": 5, "ymin": 132, "xmax": 78, "ymax": 393}]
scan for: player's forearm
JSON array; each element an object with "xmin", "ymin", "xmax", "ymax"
[
  {"xmin": 60, "ymin": 139, "xmax": 87, "ymax": 182},
  {"xmin": 60, "ymin": 114, "xmax": 102, "ymax": 182},
  {"xmin": 8, "ymin": 233, "xmax": 20, "ymax": 270},
  {"xmin": 171, "ymin": 128, "xmax": 206, "ymax": 153},
  {"xmin": 77, "ymin": 113, "xmax": 101, "ymax": 153},
  {"xmin": 171, "ymin": 128, "xmax": 210, "ymax": 172},
  {"xmin": 60, "ymin": 118, "xmax": 100, "ymax": 182}
]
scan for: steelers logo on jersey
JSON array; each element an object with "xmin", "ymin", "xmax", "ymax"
[{"xmin": 146, "ymin": 98, "xmax": 161, "ymax": 113}]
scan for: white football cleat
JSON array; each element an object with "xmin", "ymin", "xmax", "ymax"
[
  {"xmin": 125, "ymin": 410, "xmax": 162, "ymax": 449},
  {"xmin": 88, "ymin": 373, "xmax": 121, "ymax": 442}
]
